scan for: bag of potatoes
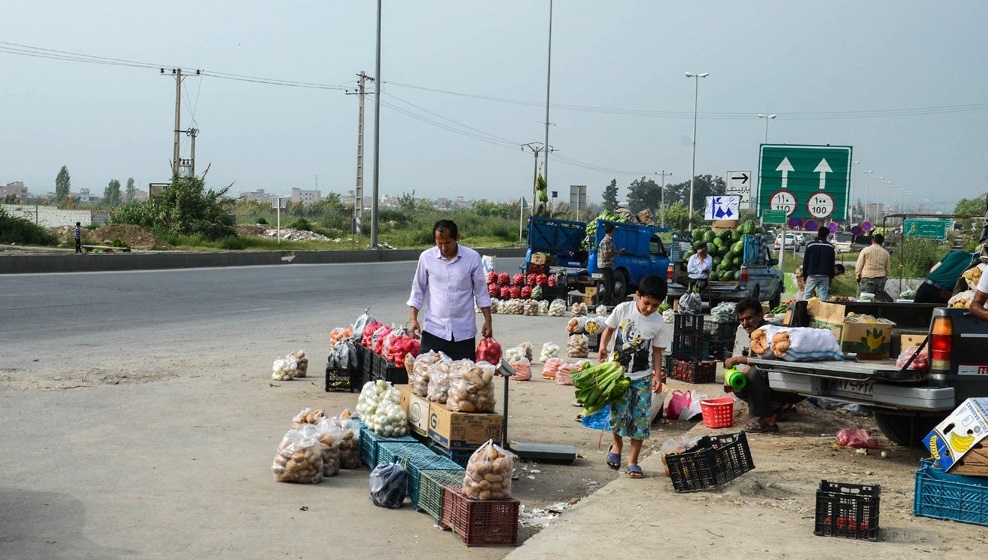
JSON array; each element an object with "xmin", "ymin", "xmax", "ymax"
[
  {"xmin": 271, "ymin": 427, "xmax": 324, "ymax": 484},
  {"xmin": 462, "ymin": 439, "xmax": 513, "ymax": 500},
  {"xmin": 447, "ymin": 360, "xmax": 496, "ymax": 413},
  {"xmin": 314, "ymin": 418, "xmax": 342, "ymax": 477}
]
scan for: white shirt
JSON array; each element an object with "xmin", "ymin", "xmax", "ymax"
[
  {"xmin": 687, "ymin": 253, "xmax": 713, "ymax": 280},
  {"xmin": 406, "ymin": 244, "xmax": 492, "ymax": 342},
  {"xmin": 978, "ymin": 267, "xmax": 988, "ymax": 293},
  {"xmin": 604, "ymin": 300, "xmax": 671, "ymax": 380}
]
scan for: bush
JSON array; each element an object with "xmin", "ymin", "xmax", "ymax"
[
  {"xmin": 890, "ymin": 239, "xmax": 944, "ymax": 278},
  {"xmin": 257, "ymin": 217, "xmax": 268, "ymax": 225},
  {"xmin": 0, "ymin": 207, "xmax": 58, "ymax": 245},
  {"xmin": 218, "ymin": 236, "xmax": 249, "ymax": 250},
  {"xmin": 291, "ymin": 218, "xmax": 312, "ymax": 231},
  {"xmin": 113, "ymin": 176, "xmax": 235, "ymax": 241}
]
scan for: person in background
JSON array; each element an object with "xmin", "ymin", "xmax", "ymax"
[
  {"xmin": 855, "ymin": 234, "xmax": 891, "ymax": 297},
  {"xmin": 597, "ymin": 275, "xmax": 671, "ymax": 478},
  {"xmin": 686, "ymin": 243, "xmax": 712, "ymax": 291},
  {"xmin": 407, "ymin": 220, "xmax": 493, "ymax": 361},
  {"xmin": 724, "ymin": 298, "xmax": 804, "ymax": 433},
  {"xmin": 971, "ymin": 267, "xmax": 988, "ymax": 321},
  {"xmin": 801, "ymin": 228, "xmax": 836, "ymax": 300},
  {"xmin": 914, "ymin": 250, "xmax": 977, "ymax": 304},
  {"xmin": 597, "ymin": 223, "xmax": 625, "ymax": 305},
  {"xmin": 75, "ymin": 222, "xmax": 83, "ymax": 254}
]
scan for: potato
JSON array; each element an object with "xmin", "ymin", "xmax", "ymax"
[
  {"xmin": 457, "ymin": 400, "xmax": 476, "ymax": 413},
  {"xmin": 484, "ymin": 473, "xmax": 502, "ymax": 483},
  {"xmin": 479, "ymin": 490, "xmax": 492, "ymax": 500}
]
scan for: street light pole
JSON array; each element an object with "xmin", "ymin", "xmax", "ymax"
[
  {"xmin": 757, "ymin": 114, "xmax": 776, "ymax": 143},
  {"xmin": 655, "ymin": 170, "xmax": 672, "ymax": 228},
  {"xmin": 863, "ymin": 170, "xmax": 874, "ymax": 223},
  {"xmin": 685, "ymin": 72, "xmax": 708, "ymax": 230}
]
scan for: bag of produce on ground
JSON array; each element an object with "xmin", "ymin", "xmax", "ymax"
[
  {"xmin": 329, "ymin": 326, "xmax": 353, "ymax": 347},
  {"xmin": 272, "ymin": 428, "xmax": 324, "ymax": 484},
  {"xmin": 508, "ymin": 357, "xmax": 531, "ymax": 381},
  {"xmin": 476, "ymin": 337, "xmax": 503, "ymax": 364},
  {"xmin": 538, "ymin": 300, "xmax": 550, "ymax": 315},
  {"xmin": 503, "ymin": 346, "xmax": 527, "ymax": 363},
  {"xmin": 571, "ymin": 302, "xmax": 588, "ymax": 317},
  {"xmin": 332, "ymin": 412, "xmax": 361, "ymax": 469},
  {"xmin": 542, "ymin": 357, "xmax": 563, "ymax": 380},
  {"xmin": 523, "ymin": 299, "xmax": 539, "ymax": 316},
  {"xmin": 517, "ymin": 341, "xmax": 534, "ymax": 361},
  {"xmin": 285, "ymin": 350, "xmax": 308, "ymax": 378},
  {"xmin": 548, "ymin": 299, "xmax": 567, "ymax": 317},
  {"xmin": 291, "ymin": 407, "xmax": 326, "ymax": 429},
  {"xmin": 567, "ymin": 334, "xmax": 589, "ymax": 358},
  {"xmin": 556, "ymin": 359, "xmax": 589, "ymax": 386},
  {"xmin": 566, "ymin": 316, "xmax": 588, "ymax": 334},
  {"xmin": 584, "ymin": 318, "xmax": 603, "ymax": 335},
  {"xmin": 426, "ymin": 353, "xmax": 453, "ymax": 402},
  {"xmin": 539, "ymin": 342, "xmax": 560, "ymax": 363},
  {"xmin": 314, "ymin": 418, "xmax": 342, "ymax": 476},
  {"xmin": 356, "ymin": 380, "xmax": 408, "ymax": 437},
  {"xmin": 447, "ymin": 361, "xmax": 497, "ymax": 413},
  {"xmin": 368, "ymin": 460, "xmax": 408, "ymax": 509},
  {"xmin": 271, "ymin": 357, "xmax": 297, "ymax": 381},
  {"xmin": 595, "ymin": 305, "xmax": 608, "ymax": 317},
  {"xmin": 507, "ymin": 298, "xmax": 524, "ymax": 315},
  {"xmin": 463, "ymin": 439, "xmax": 513, "ymax": 500}
]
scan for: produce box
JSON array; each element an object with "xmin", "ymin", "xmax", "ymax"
[
  {"xmin": 582, "ymin": 286, "xmax": 598, "ymax": 306},
  {"xmin": 670, "ymin": 358, "xmax": 716, "ymax": 384},
  {"xmin": 923, "ymin": 398, "xmax": 988, "ymax": 475},
  {"xmin": 814, "ymin": 480, "xmax": 881, "ymax": 541},
  {"xmin": 324, "ymin": 365, "xmax": 359, "ymax": 393},
  {"xmin": 530, "ymin": 252, "xmax": 547, "ymax": 265},
  {"xmin": 428, "ymin": 404, "xmax": 503, "ymax": 451},
  {"xmin": 806, "ymin": 300, "xmax": 895, "ymax": 358},
  {"xmin": 441, "ymin": 485, "xmax": 519, "ymax": 547},
  {"xmin": 395, "ymin": 385, "xmax": 431, "ymax": 437},
  {"xmin": 666, "ymin": 432, "xmax": 754, "ymax": 492},
  {"xmin": 914, "ymin": 457, "xmax": 988, "ymax": 526}
]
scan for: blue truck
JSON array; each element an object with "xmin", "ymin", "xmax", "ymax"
[{"xmin": 525, "ymin": 216, "xmax": 670, "ymax": 305}]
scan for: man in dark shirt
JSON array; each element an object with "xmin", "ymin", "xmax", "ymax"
[{"xmin": 801, "ymin": 228, "xmax": 836, "ymax": 299}]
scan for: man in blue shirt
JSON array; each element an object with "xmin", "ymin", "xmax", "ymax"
[
  {"xmin": 407, "ymin": 220, "xmax": 493, "ymax": 360},
  {"xmin": 801, "ymin": 229, "xmax": 836, "ymax": 300}
]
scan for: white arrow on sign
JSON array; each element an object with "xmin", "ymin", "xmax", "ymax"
[
  {"xmin": 776, "ymin": 157, "xmax": 793, "ymax": 189},
  {"xmin": 814, "ymin": 158, "xmax": 832, "ymax": 190}
]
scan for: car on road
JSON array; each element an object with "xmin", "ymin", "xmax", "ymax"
[{"xmin": 773, "ymin": 233, "xmax": 802, "ymax": 250}]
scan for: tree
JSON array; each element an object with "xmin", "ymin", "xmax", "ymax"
[
  {"xmin": 602, "ymin": 179, "xmax": 619, "ymax": 212},
  {"xmin": 113, "ymin": 176, "xmax": 234, "ymax": 240},
  {"xmin": 954, "ymin": 195, "xmax": 987, "ymax": 231},
  {"xmin": 626, "ymin": 176, "xmax": 660, "ymax": 214},
  {"xmin": 125, "ymin": 178, "xmax": 136, "ymax": 202},
  {"xmin": 398, "ymin": 191, "xmax": 417, "ymax": 212},
  {"xmin": 104, "ymin": 179, "xmax": 122, "ymax": 207},
  {"xmin": 55, "ymin": 166, "xmax": 71, "ymax": 204},
  {"xmin": 662, "ymin": 202, "xmax": 701, "ymax": 232}
]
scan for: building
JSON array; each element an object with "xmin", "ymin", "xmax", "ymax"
[
  {"xmin": 240, "ymin": 189, "xmax": 278, "ymax": 204},
  {"xmin": 291, "ymin": 187, "xmax": 321, "ymax": 205},
  {"xmin": 0, "ymin": 181, "xmax": 29, "ymax": 201}
]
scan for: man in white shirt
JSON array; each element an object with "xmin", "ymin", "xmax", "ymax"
[{"xmin": 686, "ymin": 243, "xmax": 713, "ymax": 291}]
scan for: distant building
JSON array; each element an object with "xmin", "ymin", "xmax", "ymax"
[
  {"xmin": 240, "ymin": 189, "xmax": 278, "ymax": 204},
  {"xmin": 291, "ymin": 187, "xmax": 321, "ymax": 205},
  {"xmin": 0, "ymin": 181, "xmax": 28, "ymax": 201},
  {"xmin": 340, "ymin": 190, "xmax": 368, "ymax": 211},
  {"xmin": 73, "ymin": 188, "xmax": 100, "ymax": 205}
]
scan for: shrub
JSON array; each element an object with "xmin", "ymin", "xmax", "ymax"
[
  {"xmin": 257, "ymin": 217, "xmax": 268, "ymax": 225},
  {"xmin": 291, "ymin": 218, "xmax": 312, "ymax": 231},
  {"xmin": 0, "ymin": 207, "xmax": 58, "ymax": 245}
]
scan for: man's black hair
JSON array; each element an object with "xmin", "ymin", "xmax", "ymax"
[
  {"xmin": 835, "ymin": 264, "xmax": 846, "ymax": 274},
  {"xmin": 817, "ymin": 228, "xmax": 830, "ymax": 238},
  {"xmin": 604, "ymin": 223, "xmax": 616, "ymax": 234},
  {"xmin": 873, "ymin": 234, "xmax": 884, "ymax": 244},
  {"xmin": 735, "ymin": 297, "xmax": 763, "ymax": 316},
  {"xmin": 636, "ymin": 274, "xmax": 667, "ymax": 301},
  {"xmin": 433, "ymin": 219, "xmax": 459, "ymax": 238}
]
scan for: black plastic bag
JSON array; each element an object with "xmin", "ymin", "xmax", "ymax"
[{"xmin": 369, "ymin": 461, "xmax": 407, "ymax": 509}]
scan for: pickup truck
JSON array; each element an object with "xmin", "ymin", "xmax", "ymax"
[
  {"xmin": 750, "ymin": 301, "xmax": 988, "ymax": 446},
  {"xmin": 524, "ymin": 216, "xmax": 670, "ymax": 305},
  {"xmin": 667, "ymin": 231, "xmax": 785, "ymax": 308}
]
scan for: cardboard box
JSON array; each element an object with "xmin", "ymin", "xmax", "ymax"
[
  {"xmin": 923, "ymin": 398, "xmax": 988, "ymax": 474},
  {"xmin": 531, "ymin": 253, "xmax": 547, "ymax": 265},
  {"xmin": 394, "ymin": 385, "xmax": 431, "ymax": 436},
  {"xmin": 806, "ymin": 300, "xmax": 895, "ymax": 358},
  {"xmin": 428, "ymin": 404, "xmax": 503, "ymax": 451},
  {"xmin": 583, "ymin": 286, "xmax": 598, "ymax": 305}
]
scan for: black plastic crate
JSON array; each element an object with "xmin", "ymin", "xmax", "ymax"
[
  {"xmin": 672, "ymin": 313, "xmax": 704, "ymax": 359},
  {"xmin": 324, "ymin": 366, "xmax": 359, "ymax": 393},
  {"xmin": 666, "ymin": 432, "xmax": 754, "ymax": 492},
  {"xmin": 814, "ymin": 480, "xmax": 881, "ymax": 541}
]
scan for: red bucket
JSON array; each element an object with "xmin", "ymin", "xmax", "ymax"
[{"xmin": 700, "ymin": 397, "xmax": 735, "ymax": 429}]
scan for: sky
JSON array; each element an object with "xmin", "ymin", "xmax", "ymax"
[{"xmin": 2, "ymin": 1, "xmax": 986, "ymax": 213}]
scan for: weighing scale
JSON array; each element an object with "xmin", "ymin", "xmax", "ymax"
[{"xmin": 495, "ymin": 360, "xmax": 577, "ymax": 463}]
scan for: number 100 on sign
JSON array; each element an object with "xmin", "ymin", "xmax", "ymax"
[
  {"xmin": 808, "ymin": 193, "xmax": 835, "ymax": 219},
  {"xmin": 770, "ymin": 191, "xmax": 796, "ymax": 215}
]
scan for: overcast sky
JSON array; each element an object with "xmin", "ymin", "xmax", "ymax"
[{"xmin": 2, "ymin": 1, "xmax": 985, "ymax": 212}]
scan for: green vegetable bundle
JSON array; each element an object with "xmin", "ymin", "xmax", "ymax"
[{"xmin": 572, "ymin": 361, "xmax": 629, "ymax": 415}]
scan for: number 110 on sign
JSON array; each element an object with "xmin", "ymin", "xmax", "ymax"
[{"xmin": 770, "ymin": 191, "xmax": 796, "ymax": 215}]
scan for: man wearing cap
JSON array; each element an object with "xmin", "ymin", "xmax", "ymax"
[{"xmin": 686, "ymin": 243, "xmax": 713, "ymax": 291}]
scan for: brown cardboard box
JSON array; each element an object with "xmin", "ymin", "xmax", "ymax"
[
  {"xmin": 583, "ymin": 286, "xmax": 598, "ymax": 306},
  {"xmin": 531, "ymin": 253, "xmax": 547, "ymax": 265},
  {"xmin": 806, "ymin": 300, "xmax": 895, "ymax": 358},
  {"xmin": 394, "ymin": 385, "xmax": 429, "ymax": 436},
  {"xmin": 428, "ymin": 404, "xmax": 503, "ymax": 451}
]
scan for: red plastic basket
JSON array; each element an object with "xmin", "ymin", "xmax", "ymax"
[
  {"xmin": 700, "ymin": 397, "xmax": 735, "ymax": 428},
  {"xmin": 441, "ymin": 485, "xmax": 519, "ymax": 547}
]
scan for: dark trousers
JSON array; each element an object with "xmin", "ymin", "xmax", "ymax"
[
  {"xmin": 914, "ymin": 282, "xmax": 950, "ymax": 304},
  {"xmin": 600, "ymin": 267, "xmax": 615, "ymax": 305},
  {"xmin": 75, "ymin": 238, "xmax": 82, "ymax": 253},
  {"xmin": 420, "ymin": 330, "xmax": 476, "ymax": 361},
  {"xmin": 734, "ymin": 366, "xmax": 803, "ymax": 418}
]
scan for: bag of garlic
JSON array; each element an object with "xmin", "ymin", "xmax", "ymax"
[
  {"xmin": 271, "ymin": 427, "xmax": 324, "ymax": 484},
  {"xmin": 462, "ymin": 439, "xmax": 513, "ymax": 500}
]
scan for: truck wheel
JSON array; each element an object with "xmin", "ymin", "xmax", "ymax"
[
  {"xmin": 612, "ymin": 270, "xmax": 629, "ymax": 304},
  {"xmin": 873, "ymin": 412, "xmax": 940, "ymax": 447}
]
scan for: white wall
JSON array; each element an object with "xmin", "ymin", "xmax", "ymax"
[{"xmin": 1, "ymin": 204, "xmax": 92, "ymax": 228}]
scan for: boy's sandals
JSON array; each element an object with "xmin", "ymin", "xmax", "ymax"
[
  {"xmin": 743, "ymin": 419, "xmax": 780, "ymax": 433},
  {"xmin": 606, "ymin": 446, "xmax": 621, "ymax": 470},
  {"xmin": 627, "ymin": 464, "xmax": 644, "ymax": 479}
]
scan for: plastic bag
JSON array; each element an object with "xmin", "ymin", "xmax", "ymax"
[
  {"xmin": 650, "ymin": 387, "xmax": 667, "ymax": 424},
  {"xmin": 659, "ymin": 435, "xmax": 701, "ymax": 477},
  {"xmin": 447, "ymin": 361, "xmax": 497, "ymax": 413},
  {"xmin": 678, "ymin": 292, "xmax": 702, "ymax": 315},
  {"xmin": 314, "ymin": 418, "xmax": 342, "ymax": 477},
  {"xmin": 476, "ymin": 337, "xmax": 503, "ymax": 364},
  {"xmin": 462, "ymin": 440, "xmax": 513, "ymax": 500},
  {"xmin": 352, "ymin": 309, "xmax": 376, "ymax": 341},
  {"xmin": 426, "ymin": 353, "xmax": 454, "ymax": 402},
  {"xmin": 896, "ymin": 344, "xmax": 929, "ymax": 371},
  {"xmin": 579, "ymin": 405, "xmax": 610, "ymax": 430},
  {"xmin": 271, "ymin": 428, "xmax": 324, "ymax": 483},
  {"xmin": 332, "ymin": 415, "xmax": 361, "ymax": 469},
  {"xmin": 665, "ymin": 390, "xmax": 692, "ymax": 420},
  {"xmin": 508, "ymin": 357, "xmax": 531, "ymax": 381},
  {"xmin": 836, "ymin": 428, "xmax": 878, "ymax": 449},
  {"xmin": 369, "ymin": 461, "xmax": 408, "ymax": 508},
  {"xmin": 680, "ymin": 391, "xmax": 705, "ymax": 421},
  {"xmin": 542, "ymin": 357, "xmax": 563, "ymax": 380}
]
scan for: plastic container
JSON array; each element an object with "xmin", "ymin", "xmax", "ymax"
[
  {"xmin": 666, "ymin": 432, "xmax": 754, "ymax": 492},
  {"xmin": 700, "ymin": 397, "xmax": 735, "ymax": 428},
  {"xmin": 913, "ymin": 457, "xmax": 988, "ymax": 527},
  {"xmin": 324, "ymin": 366, "xmax": 359, "ymax": 393},
  {"xmin": 814, "ymin": 480, "xmax": 881, "ymax": 541},
  {"xmin": 723, "ymin": 367, "xmax": 747, "ymax": 391},
  {"xmin": 441, "ymin": 485, "xmax": 519, "ymax": 547},
  {"xmin": 670, "ymin": 358, "xmax": 716, "ymax": 384},
  {"xmin": 417, "ymin": 469, "xmax": 467, "ymax": 520}
]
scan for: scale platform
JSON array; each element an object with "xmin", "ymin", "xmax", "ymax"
[{"xmin": 509, "ymin": 441, "xmax": 576, "ymax": 463}]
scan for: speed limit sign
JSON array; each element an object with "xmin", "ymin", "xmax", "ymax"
[
  {"xmin": 807, "ymin": 192, "xmax": 835, "ymax": 219},
  {"xmin": 769, "ymin": 190, "xmax": 797, "ymax": 216}
]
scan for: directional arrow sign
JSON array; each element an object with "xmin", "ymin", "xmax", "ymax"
[
  {"xmin": 726, "ymin": 170, "xmax": 752, "ymax": 208},
  {"xmin": 757, "ymin": 144, "xmax": 852, "ymax": 222}
]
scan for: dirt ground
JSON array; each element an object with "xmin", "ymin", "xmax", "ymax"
[
  {"xmin": 49, "ymin": 224, "xmax": 172, "ymax": 250},
  {"xmin": 2, "ymin": 311, "xmax": 986, "ymax": 559}
]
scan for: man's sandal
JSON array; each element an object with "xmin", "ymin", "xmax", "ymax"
[
  {"xmin": 606, "ymin": 447, "xmax": 621, "ymax": 470},
  {"xmin": 743, "ymin": 419, "xmax": 780, "ymax": 433},
  {"xmin": 627, "ymin": 464, "xmax": 644, "ymax": 479}
]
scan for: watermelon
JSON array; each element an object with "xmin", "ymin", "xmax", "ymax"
[
  {"xmin": 731, "ymin": 240, "xmax": 744, "ymax": 255},
  {"xmin": 712, "ymin": 237, "xmax": 724, "ymax": 248},
  {"xmin": 704, "ymin": 230, "xmax": 717, "ymax": 243},
  {"xmin": 691, "ymin": 228, "xmax": 705, "ymax": 241},
  {"xmin": 683, "ymin": 250, "xmax": 694, "ymax": 262},
  {"xmin": 733, "ymin": 256, "xmax": 742, "ymax": 267}
]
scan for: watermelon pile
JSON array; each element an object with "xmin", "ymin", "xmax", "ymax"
[{"xmin": 683, "ymin": 220, "xmax": 763, "ymax": 282}]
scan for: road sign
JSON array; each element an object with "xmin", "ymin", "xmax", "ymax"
[
  {"xmin": 763, "ymin": 209, "xmax": 787, "ymax": 224},
  {"xmin": 757, "ymin": 144, "xmax": 852, "ymax": 222},
  {"xmin": 705, "ymin": 196, "xmax": 740, "ymax": 220},
  {"xmin": 903, "ymin": 219, "xmax": 950, "ymax": 240},
  {"xmin": 725, "ymin": 171, "xmax": 752, "ymax": 209}
]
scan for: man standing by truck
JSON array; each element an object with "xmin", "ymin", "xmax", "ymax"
[
  {"xmin": 597, "ymin": 223, "xmax": 625, "ymax": 305},
  {"xmin": 801, "ymin": 228, "xmax": 836, "ymax": 300},
  {"xmin": 855, "ymin": 234, "xmax": 891, "ymax": 298}
]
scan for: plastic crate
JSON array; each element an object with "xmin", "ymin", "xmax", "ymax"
[
  {"xmin": 377, "ymin": 442, "xmax": 461, "ymax": 508},
  {"xmin": 666, "ymin": 432, "xmax": 754, "ymax": 492},
  {"xmin": 586, "ymin": 332, "xmax": 601, "ymax": 352},
  {"xmin": 430, "ymin": 441, "xmax": 475, "ymax": 467},
  {"xmin": 418, "ymin": 469, "xmax": 468, "ymax": 520},
  {"xmin": 673, "ymin": 313, "xmax": 704, "ymax": 359},
  {"xmin": 699, "ymin": 397, "xmax": 735, "ymax": 428},
  {"xmin": 814, "ymin": 480, "xmax": 881, "ymax": 541},
  {"xmin": 913, "ymin": 458, "xmax": 988, "ymax": 527},
  {"xmin": 324, "ymin": 366, "xmax": 359, "ymax": 393},
  {"xmin": 441, "ymin": 485, "xmax": 519, "ymax": 547},
  {"xmin": 358, "ymin": 426, "xmax": 418, "ymax": 468},
  {"xmin": 359, "ymin": 345, "xmax": 375, "ymax": 378},
  {"xmin": 669, "ymin": 358, "xmax": 716, "ymax": 384}
]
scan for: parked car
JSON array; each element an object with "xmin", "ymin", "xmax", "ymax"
[
  {"xmin": 829, "ymin": 232, "xmax": 853, "ymax": 253},
  {"xmin": 773, "ymin": 233, "xmax": 800, "ymax": 250}
]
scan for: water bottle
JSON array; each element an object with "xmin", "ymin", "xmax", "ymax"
[{"xmin": 723, "ymin": 367, "xmax": 747, "ymax": 392}]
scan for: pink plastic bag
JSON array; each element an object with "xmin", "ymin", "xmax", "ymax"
[
  {"xmin": 836, "ymin": 428, "xmax": 878, "ymax": 449},
  {"xmin": 665, "ymin": 390, "xmax": 692, "ymax": 420}
]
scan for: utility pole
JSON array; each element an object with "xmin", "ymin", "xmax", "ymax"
[
  {"xmin": 521, "ymin": 142, "xmax": 545, "ymax": 219},
  {"xmin": 184, "ymin": 128, "xmax": 199, "ymax": 177},
  {"xmin": 347, "ymin": 71, "xmax": 375, "ymax": 237},
  {"xmin": 655, "ymin": 170, "xmax": 673, "ymax": 228},
  {"xmin": 370, "ymin": 0, "xmax": 382, "ymax": 249},
  {"xmin": 160, "ymin": 68, "xmax": 201, "ymax": 177}
]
